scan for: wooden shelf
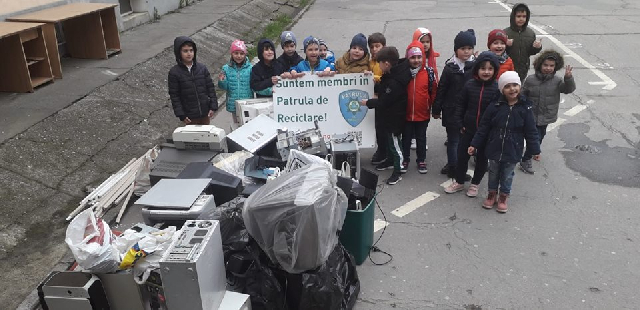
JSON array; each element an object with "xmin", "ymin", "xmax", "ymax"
[
  {"xmin": 30, "ymin": 76, "xmax": 53, "ymax": 88},
  {"xmin": 26, "ymin": 57, "xmax": 45, "ymax": 66}
]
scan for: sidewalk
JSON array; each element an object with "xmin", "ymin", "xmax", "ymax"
[{"xmin": 0, "ymin": 0, "xmax": 309, "ymax": 308}]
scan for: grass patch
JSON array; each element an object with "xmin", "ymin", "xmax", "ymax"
[{"xmin": 247, "ymin": 14, "xmax": 292, "ymax": 59}]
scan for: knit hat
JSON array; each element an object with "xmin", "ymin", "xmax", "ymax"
[
  {"xmin": 280, "ymin": 31, "xmax": 296, "ymax": 47},
  {"xmin": 406, "ymin": 46, "xmax": 423, "ymax": 58},
  {"xmin": 350, "ymin": 33, "xmax": 369, "ymax": 55},
  {"xmin": 498, "ymin": 71, "xmax": 521, "ymax": 91},
  {"xmin": 487, "ymin": 29, "xmax": 508, "ymax": 48},
  {"xmin": 318, "ymin": 38, "xmax": 328, "ymax": 48},
  {"xmin": 302, "ymin": 35, "xmax": 319, "ymax": 52},
  {"xmin": 454, "ymin": 29, "xmax": 476, "ymax": 51},
  {"xmin": 230, "ymin": 39, "xmax": 247, "ymax": 54},
  {"xmin": 412, "ymin": 27, "xmax": 430, "ymax": 42}
]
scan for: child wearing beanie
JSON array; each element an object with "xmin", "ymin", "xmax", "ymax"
[
  {"xmin": 468, "ymin": 71, "xmax": 541, "ymax": 213},
  {"xmin": 519, "ymin": 49, "xmax": 575, "ymax": 174},
  {"xmin": 277, "ymin": 30, "xmax": 304, "ymax": 70},
  {"xmin": 487, "ymin": 29, "xmax": 514, "ymax": 78},
  {"xmin": 336, "ymin": 33, "xmax": 371, "ymax": 73},
  {"xmin": 218, "ymin": 40, "xmax": 253, "ymax": 123},
  {"xmin": 432, "ymin": 29, "xmax": 477, "ymax": 178},
  {"xmin": 290, "ymin": 36, "xmax": 333, "ymax": 76},
  {"xmin": 318, "ymin": 38, "xmax": 336, "ymax": 70}
]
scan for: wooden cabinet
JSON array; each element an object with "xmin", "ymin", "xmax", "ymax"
[
  {"xmin": 8, "ymin": 3, "xmax": 121, "ymax": 79},
  {"xmin": 0, "ymin": 22, "xmax": 54, "ymax": 93}
]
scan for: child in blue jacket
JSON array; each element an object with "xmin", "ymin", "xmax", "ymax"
[
  {"xmin": 218, "ymin": 40, "xmax": 253, "ymax": 123},
  {"xmin": 290, "ymin": 36, "xmax": 334, "ymax": 76},
  {"xmin": 468, "ymin": 71, "xmax": 540, "ymax": 213}
]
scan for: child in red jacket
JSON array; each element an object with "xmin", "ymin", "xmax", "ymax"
[
  {"xmin": 401, "ymin": 41, "xmax": 437, "ymax": 174},
  {"xmin": 487, "ymin": 29, "xmax": 514, "ymax": 79}
]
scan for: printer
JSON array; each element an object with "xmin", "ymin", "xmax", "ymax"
[
  {"xmin": 236, "ymin": 98, "xmax": 274, "ymax": 125},
  {"xmin": 136, "ymin": 179, "xmax": 216, "ymax": 225},
  {"xmin": 173, "ymin": 125, "xmax": 227, "ymax": 151}
]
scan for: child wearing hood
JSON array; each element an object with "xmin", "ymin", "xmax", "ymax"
[
  {"xmin": 519, "ymin": 49, "xmax": 575, "ymax": 174},
  {"xmin": 277, "ymin": 31, "xmax": 304, "ymax": 70},
  {"xmin": 401, "ymin": 41, "xmax": 437, "ymax": 174},
  {"xmin": 318, "ymin": 38, "xmax": 336, "ymax": 71},
  {"xmin": 487, "ymin": 29, "xmax": 514, "ymax": 79},
  {"xmin": 168, "ymin": 36, "xmax": 218, "ymax": 125},
  {"xmin": 469, "ymin": 71, "xmax": 540, "ymax": 213},
  {"xmin": 409, "ymin": 27, "xmax": 440, "ymax": 151},
  {"xmin": 218, "ymin": 40, "xmax": 253, "ymax": 123},
  {"xmin": 432, "ymin": 29, "xmax": 477, "ymax": 178},
  {"xmin": 290, "ymin": 36, "xmax": 333, "ymax": 76},
  {"xmin": 250, "ymin": 38, "xmax": 286, "ymax": 98},
  {"xmin": 335, "ymin": 33, "xmax": 371, "ymax": 73},
  {"xmin": 445, "ymin": 51, "xmax": 501, "ymax": 197},
  {"xmin": 504, "ymin": 3, "xmax": 542, "ymax": 81}
]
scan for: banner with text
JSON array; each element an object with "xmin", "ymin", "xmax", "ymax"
[{"xmin": 273, "ymin": 73, "xmax": 375, "ymax": 148}]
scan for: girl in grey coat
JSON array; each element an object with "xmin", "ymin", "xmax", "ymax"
[{"xmin": 520, "ymin": 49, "xmax": 576, "ymax": 174}]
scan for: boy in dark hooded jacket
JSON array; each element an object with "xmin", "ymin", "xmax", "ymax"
[
  {"xmin": 250, "ymin": 39, "xmax": 286, "ymax": 98},
  {"xmin": 277, "ymin": 31, "xmax": 304, "ymax": 70},
  {"xmin": 360, "ymin": 46, "xmax": 412, "ymax": 185},
  {"xmin": 168, "ymin": 36, "xmax": 218, "ymax": 125},
  {"xmin": 504, "ymin": 3, "xmax": 542, "ymax": 81},
  {"xmin": 519, "ymin": 49, "xmax": 575, "ymax": 174},
  {"xmin": 445, "ymin": 51, "xmax": 501, "ymax": 197},
  {"xmin": 469, "ymin": 71, "xmax": 540, "ymax": 213}
]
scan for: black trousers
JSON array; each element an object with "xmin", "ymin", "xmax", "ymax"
[{"xmin": 456, "ymin": 130, "xmax": 488, "ymax": 185}]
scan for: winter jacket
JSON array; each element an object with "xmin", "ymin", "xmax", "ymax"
[
  {"xmin": 497, "ymin": 55, "xmax": 514, "ymax": 78},
  {"xmin": 277, "ymin": 52, "xmax": 304, "ymax": 71},
  {"xmin": 370, "ymin": 59, "xmax": 382, "ymax": 83},
  {"xmin": 365, "ymin": 59, "xmax": 412, "ymax": 134},
  {"xmin": 323, "ymin": 50, "xmax": 336, "ymax": 71},
  {"xmin": 406, "ymin": 41, "xmax": 438, "ymax": 122},
  {"xmin": 470, "ymin": 95, "xmax": 541, "ymax": 163},
  {"xmin": 523, "ymin": 50, "xmax": 576, "ymax": 125},
  {"xmin": 504, "ymin": 3, "xmax": 542, "ymax": 81},
  {"xmin": 432, "ymin": 56, "xmax": 475, "ymax": 127},
  {"xmin": 291, "ymin": 59, "xmax": 331, "ymax": 74},
  {"xmin": 335, "ymin": 51, "xmax": 371, "ymax": 74},
  {"xmin": 453, "ymin": 52, "xmax": 501, "ymax": 133},
  {"xmin": 218, "ymin": 57, "xmax": 253, "ymax": 112},
  {"xmin": 168, "ymin": 36, "xmax": 218, "ymax": 120},
  {"xmin": 250, "ymin": 39, "xmax": 285, "ymax": 97}
]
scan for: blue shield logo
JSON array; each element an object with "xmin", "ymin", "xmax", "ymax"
[{"xmin": 339, "ymin": 90, "xmax": 369, "ymax": 127}]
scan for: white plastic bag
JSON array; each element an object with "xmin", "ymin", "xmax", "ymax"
[
  {"xmin": 212, "ymin": 151, "xmax": 255, "ymax": 185},
  {"xmin": 65, "ymin": 209, "xmax": 120, "ymax": 273}
]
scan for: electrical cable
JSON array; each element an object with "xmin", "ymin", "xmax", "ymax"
[{"xmin": 368, "ymin": 182, "xmax": 393, "ymax": 265}]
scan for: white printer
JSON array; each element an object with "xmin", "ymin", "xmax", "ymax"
[
  {"xmin": 173, "ymin": 125, "xmax": 227, "ymax": 151},
  {"xmin": 236, "ymin": 98, "xmax": 274, "ymax": 125}
]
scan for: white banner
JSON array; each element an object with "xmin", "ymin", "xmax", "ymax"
[{"xmin": 273, "ymin": 73, "xmax": 375, "ymax": 148}]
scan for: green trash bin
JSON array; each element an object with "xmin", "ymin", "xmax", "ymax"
[{"xmin": 340, "ymin": 198, "xmax": 375, "ymax": 265}]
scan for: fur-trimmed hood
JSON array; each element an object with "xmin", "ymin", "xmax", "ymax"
[{"xmin": 533, "ymin": 49, "xmax": 564, "ymax": 73}]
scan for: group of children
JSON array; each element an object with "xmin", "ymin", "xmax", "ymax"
[{"xmin": 168, "ymin": 3, "xmax": 576, "ymax": 213}]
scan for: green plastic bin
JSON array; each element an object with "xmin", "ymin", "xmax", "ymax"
[{"xmin": 340, "ymin": 199, "xmax": 375, "ymax": 265}]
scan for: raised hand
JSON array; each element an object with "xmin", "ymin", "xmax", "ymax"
[
  {"xmin": 533, "ymin": 38, "xmax": 542, "ymax": 49},
  {"xmin": 565, "ymin": 65, "xmax": 573, "ymax": 78}
]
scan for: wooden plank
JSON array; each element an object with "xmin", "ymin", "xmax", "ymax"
[
  {"xmin": 62, "ymin": 12, "xmax": 107, "ymax": 59},
  {"xmin": 0, "ymin": 22, "xmax": 45, "ymax": 39},
  {"xmin": 41, "ymin": 23, "xmax": 62, "ymax": 78},
  {"xmin": 0, "ymin": 34, "xmax": 32, "ymax": 92},
  {"xmin": 30, "ymin": 76, "xmax": 53, "ymax": 88},
  {"xmin": 100, "ymin": 8, "xmax": 120, "ymax": 53},
  {"xmin": 19, "ymin": 28, "xmax": 39, "ymax": 43},
  {"xmin": 24, "ymin": 28, "xmax": 54, "ymax": 88},
  {"xmin": 7, "ymin": 3, "xmax": 118, "ymax": 23}
]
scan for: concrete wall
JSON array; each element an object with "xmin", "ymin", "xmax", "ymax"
[{"xmin": 131, "ymin": 0, "xmax": 190, "ymax": 17}]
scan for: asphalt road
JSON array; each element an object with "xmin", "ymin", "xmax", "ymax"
[{"xmin": 291, "ymin": 0, "xmax": 640, "ymax": 309}]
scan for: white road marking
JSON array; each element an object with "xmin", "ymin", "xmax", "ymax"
[
  {"xmin": 391, "ymin": 191, "xmax": 440, "ymax": 218},
  {"xmin": 564, "ymin": 104, "xmax": 587, "ymax": 117},
  {"xmin": 547, "ymin": 118, "xmax": 567, "ymax": 131},
  {"xmin": 374, "ymin": 219, "xmax": 389, "ymax": 233},
  {"xmin": 102, "ymin": 70, "xmax": 118, "ymax": 76},
  {"xmin": 490, "ymin": 0, "xmax": 616, "ymax": 90}
]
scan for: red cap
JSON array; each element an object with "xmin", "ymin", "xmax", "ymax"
[{"xmin": 487, "ymin": 29, "xmax": 508, "ymax": 48}]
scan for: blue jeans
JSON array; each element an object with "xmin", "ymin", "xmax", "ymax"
[
  {"xmin": 445, "ymin": 126, "xmax": 460, "ymax": 167},
  {"xmin": 488, "ymin": 160, "xmax": 516, "ymax": 194},
  {"xmin": 522, "ymin": 125, "xmax": 547, "ymax": 161}
]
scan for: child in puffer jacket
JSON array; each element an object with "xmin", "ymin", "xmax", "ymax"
[
  {"xmin": 218, "ymin": 40, "xmax": 254, "ymax": 123},
  {"xmin": 318, "ymin": 38, "xmax": 336, "ymax": 71},
  {"xmin": 469, "ymin": 71, "xmax": 540, "ymax": 213},
  {"xmin": 519, "ymin": 49, "xmax": 575, "ymax": 174}
]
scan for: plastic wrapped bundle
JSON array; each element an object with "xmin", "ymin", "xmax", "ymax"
[{"xmin": 243, "ymin": 163, "xmax": 348, "ymax": 274}]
